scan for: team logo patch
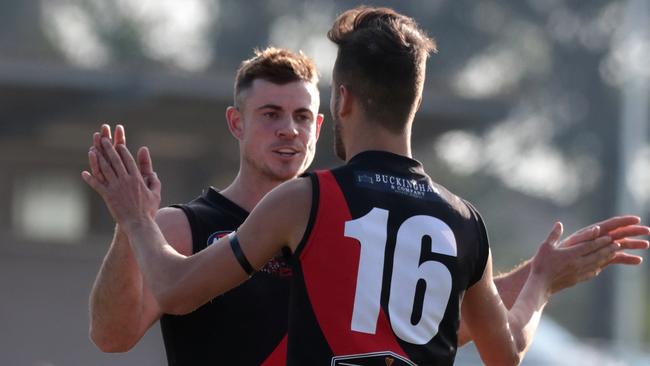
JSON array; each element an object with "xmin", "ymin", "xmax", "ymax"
[
  {"xmin": 355, "ymin": 170, "xmax": 439, "ymax": 201},
  {"xmin": 206, "ymin": 230, "xmax": 232, "ymax": 246},
  {"xmin": 331, "ymin": 351, "xmax": 417, "ymax": 366}
]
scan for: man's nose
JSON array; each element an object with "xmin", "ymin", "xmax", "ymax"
[{"xmin": 276, "ymin": 118, "xmax": 299, "ymax": 139}]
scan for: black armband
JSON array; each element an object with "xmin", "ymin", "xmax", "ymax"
[{"xmin": 228, "ymin": 232, "xmax": 256, "ymax": 276}]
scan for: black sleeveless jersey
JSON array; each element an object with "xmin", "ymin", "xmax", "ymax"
[
  {"xmin": 160, "ymin": 188, "xmax": 291, "ymax": 366},
  {"xmin": 288, "ymin": 151, "xmax": 489, "ymax": 366}
]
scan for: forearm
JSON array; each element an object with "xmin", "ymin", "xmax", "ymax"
[
  {"xmin": 459, "ymin": 259, "xmax": 532, "ymax": 347},
  {"xmin": 89, "ymin": 225, "xmax": 148, "ymax": 351},
  {"xmin": 506, "ymin": 272, "xmax": 550, "ymax": 358},
  {"xmin": 495, "ymin": 259, "xmax": 532, "ymax": 309},
  {"xmin": 126, "ymin": 217, "xmax": 251, "ymax": 315},
  {"xmin": 126, "ymin": 218, "xmax": 194, "ymax": 314}
]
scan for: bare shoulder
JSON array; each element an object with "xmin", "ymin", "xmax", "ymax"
[{"xmin": 155, "ymin": 207, "xmax": 192, "ymax": 256}]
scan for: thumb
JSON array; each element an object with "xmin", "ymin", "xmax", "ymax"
[
  {"xmin": 561, "ymin": 224, "xmax": 600, "ymax": 248},
  {"xmin": 138, "ymin": 146, "xmax": 154, "ymax": 176},
  {"xmin": 544, "ymin": 221, "xmax": 564, "ymax": 248},
  {"xmin": 146, "ymin": 172, "xmax": 162, "ymax": 194}
]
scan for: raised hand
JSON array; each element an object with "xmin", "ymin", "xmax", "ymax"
[
  {"xmin": 532, "ymin": 218, "xmax": 649, "ymax": 294},
  {"xmin": 82, "ymin": 131, "xmax": 161, "ymax": 229},
  {"xmin": 560, "ymin": 216, "xmax": 649, "ymax": 265}
]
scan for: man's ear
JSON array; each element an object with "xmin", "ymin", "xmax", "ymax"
[
  {"xmin": 315, "ymin": 114, "xmax": 324, "ymax": 139},
  {"xmin": 338, "ymin": 85, "xmax": 353, "ymax": 117},
  {"xmin": 226, "ymin": 106, "xmax": 244, "ymax": 140}
]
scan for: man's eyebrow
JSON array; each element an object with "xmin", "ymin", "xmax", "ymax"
[
  {"xmin": 294, "ymin": 107, "xmax": 314, "ymax": 116},
  {"xmin": 256, "ymin": 105, "xmax": 314, "ymax": 116},
  {"xmin": 256, "ymin": 104, "xmax": 283, "ymax": 111}
]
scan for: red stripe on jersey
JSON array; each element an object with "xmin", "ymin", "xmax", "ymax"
[
  {"xmin": 260, "ymin": 334, "xmax": 287, "ymax": 366},
  {"xmin": 299, "ymin": 170, "xmax": 408, "ymax": 358}
]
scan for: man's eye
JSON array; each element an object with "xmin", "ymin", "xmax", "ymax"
[{"xmin": 264, "ymin": 112, "xmax": 279, "ymax": 119}]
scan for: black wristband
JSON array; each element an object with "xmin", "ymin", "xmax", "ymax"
[{"xmin": 228, "ymin": 232, "xmax": 255, "ymax": 276}]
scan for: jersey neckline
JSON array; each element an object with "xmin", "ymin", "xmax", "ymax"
[
  {"xmin": 347, "ymin": 150, "xmax": 424, "ymax": 173},
  {"xmin": 203, "ymin": 187, "xmax": 250, "ymax": 220}
]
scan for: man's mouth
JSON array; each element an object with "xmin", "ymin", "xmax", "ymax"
[{"xmin": 274, "ymin": 148, "xmax": 300, "ymax": 157}]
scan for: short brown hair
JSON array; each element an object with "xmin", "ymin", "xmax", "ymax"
[
  {"xmin": 328, "ymin": 7, "xmax": 436, "ymax": 132},
  {"xmin": 234, "ymin": 47, "xmax": 319, "ymax": 109}
]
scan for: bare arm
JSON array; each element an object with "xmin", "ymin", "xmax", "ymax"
[
  {"xmin": 126, "ymin": 178, "xmax": 310, "ymax": 314},
  {"xmin": 461, "ymin": 252, "xmax": 529, "ymax": 366},
  {"xmin": 88, "ymin": 124, "xmax": 152, "ymax": 352},
  {"xmin": 89, "ymin": 209, "xmax": 192, "ymax": 351},
  {"xmin": 87, "ymin": 125, "xmax": 191, "ymax": 352},
  {"xmin": 83, "ymin": 136, "xmax": 309, "ymax": 315},
  {"xmin": 461, "ymin": 223, "xmax": 620, "ymax": 365},
  {"xmin": 89, "ymin": 224, "xmax": 157, "ymax": 352},
  {"xmin": 458, "ymin": 217, "xmax": 649, "ymax": 346}
]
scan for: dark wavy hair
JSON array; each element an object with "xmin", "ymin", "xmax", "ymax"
[{"xmin": 328, "ymin": 6, "xmax": 437, "ymax": 132}]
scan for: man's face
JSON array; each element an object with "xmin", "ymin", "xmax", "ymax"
[{"xmin": 238, "ymin": 79, "xmax": 322, "ymax": 182}]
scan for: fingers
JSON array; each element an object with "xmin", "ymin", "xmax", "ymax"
[
  {"xmin": 81, "ymin": 170, "xmax": 106, "ymax": 195},
  {"xmin": 597, "ymin": 215, "xmax": 641, "ymax": 233},
  {"xmin": 617, "ymin": 238, "xmax": 650, "ymax": 250},
  {"xmin": 609, "ymin": 225, "xmax": 650, "ymax": 241},
  {"xmin": 559, "ymin": 216, "xmax": 647, "ymax": 248},
  {"xmin": 146, "ymin": 172, "xmax": 162, "ymax": 194},
  {"xmin": 564, "ymin": 236, "xmax": 647, "ymax": 282},
  {"xmin": 93, "ymin": 131, "xmax": 102, "ymax": 151},
  {"xmin": 564, "ymin": 235, "xmax": 613, "ymax": 257},
  {"xmin": 137, "ymin": 146, "xmax": 154, "ymax": 176},
  {"xmin": 96, "ymin": 146, "xmax": 118, "ymax": 181},
  {"xmin": 101, "ymin": 124, "xmax": 112, "ymax": 140},
  {"xmin": 574, "ymin": 242, "xmax": 620, "ymax": 282},
  {"xmin": 94, "ymin": 125, "xmax": 113, "ymax": 162},
  {"xmin": 609, "ymin": 252, "xmax": 644, "ymax": 265},
  {"xmin": 561, "ymin": 225, "xmax": 599, "ymax": 247},
  {"xmin": 597, "ymin": 238, "xmax": 648, "ymax": 267},
  {"xmin": 116, "ymin": 144, "xmax": 140, "ymax": 177},
  {"xmin": 95, "ymin": 123, "xmax": 127, "ymax": 148},
  {"xmin": 88, "ymin": 148, "xmax": 106, "ymax": 184},
  {"xmin": 137, "ymin": 147, "xmax": 160, "ymax": 193},
  {"xmin": 115, "ymin": 124, "xmax": 126, "ymax": 145},
  {"xmin": 101, "ymin": 138, "xmax": 129, "ymax": 177},
  {"xmin": 91, "ymin": 124, "xmax": 143, "ymax": 181},
  {"xmin": 89, "ymin": 123, "xmax": 131, "ymax": 185}
]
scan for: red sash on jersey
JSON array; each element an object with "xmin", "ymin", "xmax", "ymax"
[
  {"xmin": 260, "ymin": 335, "xmax": 287, "ymax": 366},
  {"xmin": 298, "ymin": 170, "xmax": 409, "ymax": 358}
]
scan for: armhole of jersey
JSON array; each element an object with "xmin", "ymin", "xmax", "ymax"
[
  {"xmin": 463, "ymin": 200, "xmax": 490, "ymax": 288},
  {"xmin": 169, "ymin": 203, "xmax": 200, "ymax": 255},
  {"xmin": 290, "ymin": 172, "xmax": 320, "ymax": 260}
]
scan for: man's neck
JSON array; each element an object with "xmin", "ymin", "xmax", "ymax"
[
  {"xmin": 344, "ymin": 122, "xmax": 412, "ymax": 162},
  {"xmin": 219, "ymin": 171, "xmax": 286, "ymax": 213}
]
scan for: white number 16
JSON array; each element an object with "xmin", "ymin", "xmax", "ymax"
[{"xmin": 345, "ymin": 207, "xmax": 457, "ymax": 345}]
